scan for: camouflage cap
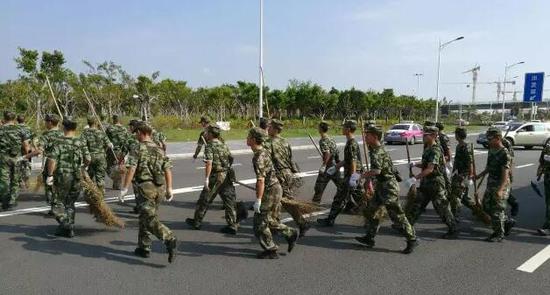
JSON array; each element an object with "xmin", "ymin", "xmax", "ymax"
[
  {"xmin": 62, "ymin": 116, "xmax": 78, "ymax": 130},
  {"xmin": 435, "ymin": 122, "xmax": 444, "ymax": 130},
  {"xmin": 259, "ymin": 117, "xmax": 269, "ymax": 129},
  {"xmin": 207, "ymin": 125, "xmax": 221, "ymax": 137},
  {"xmin": 363, "ymin": 120, "xmax": 376, "ymax": 130},
  {"xmin": 365, "ymin": 125, "xmax": 383, "ymax": 139},
  {"xmin": 199, "ymin": 116, "xmax": 210, "ymax": 124},
  {"xmin": 270, "ymin": 119, "xmax": 284, "ymax": 130},
  {"xmin": 424, "ymin": 120, "xmax": 436, "ymax": 127},
  {"xmin": 342, "ymin": 120, "xmax": 357, "ymax": 130},
  {"xmin": 319, "ymin": 121, "xmax": 330, "ymax": 130},
  {"xmin": 44, "ymin": 113, "xmax": 59, "ymax": 123},
  {"xmin": 423, "ymin": 125, "xmax": 439, "ymax": 134},
  {"xmin": 248, "ymin": 127, "xmax": 268, "ymax": 143},
  {"xmin": 486, "ymin": 127, "xmax": 502, "ymax": 139}
]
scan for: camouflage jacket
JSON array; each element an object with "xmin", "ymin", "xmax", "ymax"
[
  {"xmin": 319, "ymin": 135, "xmax": 340, "ymax": 167},
  {"xmin": 0, "ymin": 123, "xmax": 30, "ymax": 157},
  {"xmin": 50, "ymin": 136, "xmax": 91, "ymax": 177},
  {"xmin": 485, "ymin": 147, "xmax": 511, "ymax": 189},
  {"xmin": 343, "ymin": 137, "xmax": 361, "ymax": 177},
  {"xmin": 420, "ymin": 144, "xmax": 445, "ymax": 188},
  {"xmin": 37, "ymin": 129, "xmax": 63, "ymax": 158},
  {"xmin": 453, "ymin": 141, "xmax": 472, "ymax": 176},
  {"xmin": 252, "ymin": 147, "xmax": 278, "ymax": 188},
  {"xmin": 152, "ymin": 129, "xmax": 167, "ymax": 148},
  {"xmin": 438, "ymin": 133, "xmax": 450, "ymax": 159},
  {"xmin": 125, "ymin": 133, "xmax": 140, "ymax": 156},
  {"xmin": 127, "ymin": 140, "xmax": 172, "ymax": 185},
  {"xmin": 81, "ymin": 128, "xmax": 110, "ymax": 156},
  {"xmin": 18, "ymin": 123, "xmax": 33, "ymax": 142},
  {"xmin": 204, "ymin": 139, "xmax": 233, "ymax": 173},
  {"xmin": 502, "ymin": 138, "xmax": 514, "ymax": 161},
  {"xmin": 106, "ymin": 124, "xmax": 129, "ymax": 153},
  {"xmin": 539, "ymin": 143, "xmax": 550, "ymax": 173},
  {"xmin": 369, "ymin": 145, "xmax": 398, "ymax": 190},
  {"xmin": 268, "ymin": 135, "xmax": 295, "ymax": 172}
]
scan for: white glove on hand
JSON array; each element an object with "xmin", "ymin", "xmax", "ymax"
[
  {"xmin": 107, "ymin": 142, "xmax": 114, "ymax": 149},
  {"xmin": 468, "ymin": 179, "xmax": 474, "ymax": 187},
  {"xmin": 405, "ymin": 177, "xmax": 417, "ymax": 188},
  {"xmin": 349, "ymin": 172, "xmax": 361, "ymax": 188},
  {"xmin": 447, "ymin": 162, "xmax": 453, "ymax": 170},
  {"xmin": 119, "ymin": 188, "xmax": 128, "ymax": 203},
  {"xmin": 46, "ymin": 176, "xmax": 54, "ymax": 186},
  {"xmin": 253, "ymin": 199, "xmax": 262, "ymax": 214},
  {"xmin": 445, "ymin": 167, "xmax": 451, "ymax": 178},
  {"xmin": 165, "ymin": 189, "xmax": 174, "ymax": 202},
  {"xmin": 544, "ymin": 155, "xmax": 550, "ymax": 162},
  {"xmin": 326, "ymin": 166, "xmax": 337, "ymax": 176},
  {"xmin": 17, "ymin": 156, "xmax": 26, "ymax": 162},
  {"xmin": 319, "ymin": 165, "xmax": 326, "ymax": 174},
  {"xmin": 409, "ymin": 161, "xmax": 417, "ymax": 169},
  {"xmin": 204, "ymin": 178, "xmax": 210, "ymax": 191}
]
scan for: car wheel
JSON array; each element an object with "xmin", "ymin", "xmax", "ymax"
[
  {"xmin": 506, "ymin": 137, "xmax": 514, "ymax": 146},
  {"xmin": 524, "ymin": 146, "xmax": 533, "ymax": 150}
]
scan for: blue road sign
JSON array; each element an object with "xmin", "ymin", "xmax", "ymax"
[{"xmin": 523, "ymin": 72, "xmax": 545, "ymax": 102}]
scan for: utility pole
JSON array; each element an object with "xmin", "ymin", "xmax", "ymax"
[{"xmin": 258, "ymin": 0, "xmax": 264, "ymax": 118}]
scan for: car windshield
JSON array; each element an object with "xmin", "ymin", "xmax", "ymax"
[
  {"xmin": 507, "ymin": 123, "xmax": 523, "ymax": 131},
  {"xmin": 390, "ymin": 125, "xmax": 409, "ymax": 130}
]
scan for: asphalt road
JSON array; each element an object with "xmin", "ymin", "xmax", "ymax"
[{"xmin": 1, "ymin": 136, "xmax": 550, "ymax": 295}]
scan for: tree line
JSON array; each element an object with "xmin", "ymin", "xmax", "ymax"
[{"xmin": 0, "ymin": 48, "xmax": 438, "ymax": 127}]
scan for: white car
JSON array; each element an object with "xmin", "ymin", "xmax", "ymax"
[{"xmin": 503, "ymin": 122, "xmax": 550, "ymax": 149}]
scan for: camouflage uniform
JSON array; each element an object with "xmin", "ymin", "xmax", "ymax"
[
  {"xmin": 482, "ymin": 146, "xmax": 511, "ymax": 238},
  {"xmin": 0, "ymin": 124, "xmax": 30, "ymax": 209},
  {"xmin": 37, "ymin": 128, "xmax": 64, "ymax": 208},
  {"xmin": 152, "ymin": 129, "xmax": 167, "ymax": 150},
  {"xmin": 363, "ymin": 144, "xmax": 416, "ymax": 241},
  {"xmin": 503, "ymin": 138, "xmax": 518, "ymax": 216},
  {"xmin": 49, "ymin": 136, "xmax": 91, "ymax": 230},
  {"xmin": 325, "ymin": 136, "xmax": 364, "ymax": 222},
  {"xmin": 406, "ymin": 143, "xmax": 457, "ymax": 232},
  {"xmin": 17, "ymin": 123, "xmax": 33, "ymax": 186},
  {"xmin": 312, "ymin": 135, "xmax": 342, "ymax": 203},
  {"xmin": 127, "ymin": 140, "xmax": 175, "ymax": 252},
  {"xmin": 192, "ymin": 139, "xmax": 237, "ymax": 230},
  {"xmin": 252, "ymin": 145, "xmax": 297, "ymax": 251},
  {"xmin": 193, "ymin": 129, "xmax": 208, "ymax": 158},
  {"xmin": 81, "ymin": 127, "xmax": 111, "ymax": 191},
  {"xmin": 449, "ymin": 141, "xmax": 472, "ymax": 215},
  {"xmin": 538, "ymin": 143, "xmax": 550, "ymax": 229},
  {"xmin": 106, "ymin": 124, "xmax": 129, "ymax": 189}
]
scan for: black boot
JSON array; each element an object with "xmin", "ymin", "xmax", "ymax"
[
  {"xmin": 257, "ymin": 250, "xmax": 278, "ymax": 259},
  {"xmin": 134, "ymin": 247, "xmax": 151, "ymax": 258},
  {"xmin": 504, "ymin": 219, "xmax": 515, "ymax": 236},
  {"xmin": 485, "ymin": 233, "xmax": 503, "ymax": 243},
  {"xmin": 287, "ymin": 231, "xmax": 298, "ymax": 253},
  {"xmin": 402, "ymin": 240, "xmax": 419, "ymax": 254},
  {"xmin": 165, "ymin": 238, "xmax": 177, "ymax": 263},
  {"xmin": 442, "ymin": 229, "xmax": 459, "ymax": 240},
  {"xmin": 220, "ymin": 226, "xmax": 237, "ymax": 235},
  {"xmin": 299, "ymin": 222, "xmax": 311, "ymax": 237},
  {"xmin": 317, "ymin": 217, "xmax": 334, "ymax": 227},
  {"xmin": 185, "ymin": 218, "xmax": 201, "ymax": 230},
  {"xmin": 355, "ymin": 236, "xmax": 375, "ymax": 248},
  {"xmin": 510, "ymin": 202, "xmax": 519, "ymax": 217}
]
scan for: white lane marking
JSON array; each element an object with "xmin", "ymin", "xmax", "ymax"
[
  {"xmin": 516, "ymin": 163, "xmax": 534, "ymax": 169},
  {"xmin": 196, "ymin": 163, "xmax": 242, "ymax": 170},
  {"xmin": 517, "ymin": 245, "xmax": 550, "ymax": 273},
  {"xmin": 308, "ymin": 156, "xmax": 321, "ymax": 159},
  {"xmin": 0, "ymin": 150, "xmax": 489, "ymax": 219},
  {"xmin": 386, "ymin": 148, "xmax": 396, "ymax": 152}
]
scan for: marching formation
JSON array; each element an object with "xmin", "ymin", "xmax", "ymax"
[{"xmin": 2, "ymin": 110, "xmax": 550, "ymax": 264}]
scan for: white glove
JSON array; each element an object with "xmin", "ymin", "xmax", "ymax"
[
  {"xmin": 119, "ymin": 188, "xmax": 128, "ymax": 203},
  {"xmin": 544, "ymin": 155, "xmax": 550, "ymax": 162},
  {"xmin": 319, "ymin": 165, "xmax": 326, "ymax": 174},
  {"xmin": 326, "ymin": 166, "xmax": 337, "ymax": 176},
  {"xmin": 447, "ymin": 162, "xmax": 453, "ymax": 170},
  {"xmin": 253, "ymin": 199, "xmax": 262, "ymax": 214},
  {"xmin": 165, "ymin": 189, "xmax": 174, "ymax": 202},
  {"xmin": 46, "ymin": 176, "xmax": 54, "ymax": 186},
  {"xmin": 107, "ymin": 142, "xmax": 114, "ymax": 149},
  {"xmin": 17, "ymin": 156, "xmax": 26, "ymax": 162},
  {"xmin": 468, "ymin": 179, "xmax": 474, "ymax": 187},
  {"xmin": 204, "ymin": 178, "xmax": 210, "ymax": 190},
  {"xmin": 409, "ymin": 161, "xmax": 417, "ymax": 169},
  {"xmin": 445, "ymin": 167, "xmax": 451, "ymax": 178},
  {"xmin": 349, "ymin": 172, "xmax": 361, "ymax": 188},
  {"xmin": 405, "ymin": 177, "xmax": 417, "ymax": 188}
]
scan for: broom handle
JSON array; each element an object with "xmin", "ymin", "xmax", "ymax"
[{"xmin": 470, "ymin": 143, "xmax": 481, "ymax": 207}]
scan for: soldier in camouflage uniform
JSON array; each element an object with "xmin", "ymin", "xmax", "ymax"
[
  {"xmin": 536, "ymin": 142, "xmax": 550, "ymax": 236},
  {"xmin": 106, "ymin": 115, "xmax": 130, "ymax": 190},
  {"xmin": 449, "ymin": 127, "xmax": 473, "ymax": 218},
  {"xmin": 475, "ymin": 127, "xmax": 513, "ymax": 242},
  {"xmin": 502, "ymin": 136, "xmax": 519, "ymax": 217},
  {"xmin": 312, "ymin": 121, "xmax": 342, "ymax": 204},
  {"xmin": 259, "ymin": 117, "xmax": 268, "ymax": 131},
  {"xmin": 17, "ymin": 115, "xmax": 33, "ymax": 188},
  {"xmin": 192, "ymin": 116, "xmax": 210, "ymax": 160},
  {"xmin": 186, "ymin": 125, "xmax": 238, "ymax": 234},
  {"xmin": 45, "ymin": 117, "xmax": 91, "ymax": 237},
  {"xmin": 267, "ymin": 119, "xmax": 310, "ymax": 236},
  {"xmin": 355, "ymin": 126, "xmax": 418, "ymax": 253},
  {"xmin": 0, "ymin": 111, "xmax": 31, "ymax": 210},
  {"xmin": 121, "ymin": 122, "xmax": 177, "ymax": 263},
  {"xmin": 317, "ymin": 120, "xmax": 364, "ymax": 227},
  {"xmin": 247, "ymin": 127, "xmax": 298, "ymax": 259},
  {"xmin": 406, "ymin": 126, "xmax": 459, "ymax": 239},
  {"xmin": 81, "ymin": 116, "xmax": 113, "ymax": 193},
  {"xmin": 124, "ymin": 120, "xmax": 144, "ymax": 213},
  {"xmin": 152, "ymin": 127, "xmax": 167, "ymax": 152}
]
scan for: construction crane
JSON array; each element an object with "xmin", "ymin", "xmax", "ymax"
[{"xmin": 463, "ymin": 65, "xmax": 480, "ymax": 105}]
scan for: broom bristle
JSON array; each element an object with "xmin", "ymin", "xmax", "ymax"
[
  {"xmin": 81, "ymin": 173, "xmax": 124, "ymax": 228},
  {"xmin": 281, "ymin": 198, "xmax": 323, "ymax": 216},
  {"xmin": 471, "ymin": 203, "xmax": 491, "ymax": 225},
  {"xmin": 31, "ymin": 175, "xmax": 44, "ymax": 193}
]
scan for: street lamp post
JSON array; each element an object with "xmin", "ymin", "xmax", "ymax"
[
  {"xmin": 414, "ymin": 73, "xmax": 423, "ymax": 98},
  {"xmin": 435, "ymin": 36, "xmax": 464, "ymax": 122},
  {"xmin": 258, "ymin": 0, "xmax": 264, "ymax": 118},
  {"xmin": 501, "ymin": 61, "xmax": 525, "ymax": 121}
]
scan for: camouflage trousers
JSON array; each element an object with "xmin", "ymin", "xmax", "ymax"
[
  {"xmin": 483, "ymin": 186, "xmax": 510, "ymax": 238},
  {"xmin": 135, "ymin": 181, "xmax": 175, "ymax": 251},
  {"xmin": 363, "ymin": 184, "xmax": 416, "ymax": 241},
  {"xmin": 107, "ymin": 151, "xmax": 125, "ymax": 190},
  {"xmin": 42, "ymin": 170, "xmax": 61, "ymax": 209},
  {"xmin": 449, "ymin": 173, "xmax": 469, "ymax": 215},
  {"xmin": 52, "ymin": 173, "xmax": 81, "ymax": 229},
  {"xmin": 406, "ymin": 185, "xmax": 457, "ymax": 231},
  {"xmin": 193, "ymin": 172, "xmax": 237, "ymax": 229},
  {"xmin": 19, "ymin": 159, "xmax": 31, "ymax": 188},
  {"xmin": 312, "ymin": 170, "xmax": 341, "ymax": 204},
  {"xmin": 88, "ymin": 154, "xmax": 107, "ymax": 192},
  {"xmin": 253, "ymin": 183, "xmax": 297, "ymax": 251},
  {"xmin": 276, "ymin": 168, "xmax": 296, "ymax": 199},
  {"xmin": 0, "ymin": 157, "xmax": 22, "ymax": 208},
  {"xmin": 326, "ymin": 175, "xmax": 364, "ymax": 222}
]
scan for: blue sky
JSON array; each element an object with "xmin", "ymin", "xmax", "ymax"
[{"xmin": 2, "ymin": 0, "xmax": 549, "ymax": 103}]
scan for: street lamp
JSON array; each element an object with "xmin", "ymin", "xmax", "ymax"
[
  {"xmin": 258, "ymin": 0, "xmax": 264, "ymax": 118},
  {"xmin": 414, "ymin": 73, "xmax": 423, "ymax": 97},
  {"xmin": 435, "ymin": 36, "xmax": 464, "ymax": 122},
  {"xmin": 501, "ymin": 61, "xmax": 525, "ymax": 121}
]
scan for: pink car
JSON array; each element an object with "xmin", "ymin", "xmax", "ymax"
[{"xmin": 383, "ymin": 123, "xmax": 424, "ymax": 145}]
